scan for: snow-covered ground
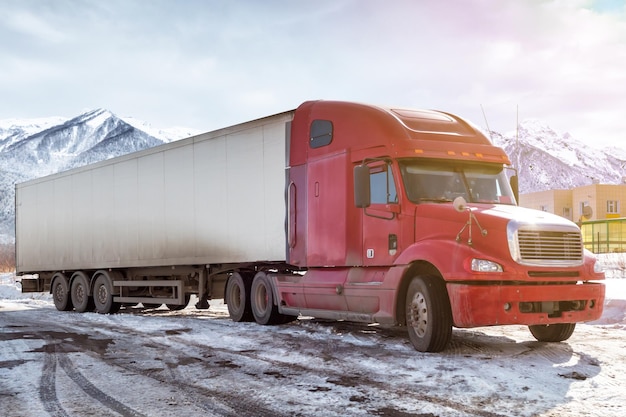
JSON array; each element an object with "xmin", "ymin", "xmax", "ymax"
[{"xmin": 1, "ymin": 256, "xmax": 625, "ymax": 417}]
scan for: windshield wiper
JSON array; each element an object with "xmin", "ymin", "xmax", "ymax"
[{"xmin": 417, "ymin": 197, "xmax": 453, "ymax": 203}]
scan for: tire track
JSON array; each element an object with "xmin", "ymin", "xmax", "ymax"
[
  {"xmin": 158, "ymin": 331, "xmax": 508, "ymax": 417},
  {"xmin": 56, "ymin": 347, "xmax": 147, "ymax": 417},
  {"xmin": 40, "ymin": 339, "xmax": 146, "ymax": 417},
  {"xmin": 107, "ymin": 343, "xmax": 289, "ymax": 417},
  {"xmin": 39, "ymin": 344, "xmax": 68, "ymax": 417},
  {"xmin": 90, "ymin": 315, "xmax": 509, "ymax": 416},
  {"xmin": 37, "ymin": 324, "xmax": 284, "ymax": 417}
]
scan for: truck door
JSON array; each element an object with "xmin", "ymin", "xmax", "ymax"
[{"xmin": 360, "ymin": 161, "xmax": 403, "ymax": 267}]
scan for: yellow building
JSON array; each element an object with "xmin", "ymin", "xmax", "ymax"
[
  {"xmin": 519, "ymin": 189, "xmax": 574, "ymax": 221},
  {"xmin": 520, "ymin": 183, "xmax": 626, "ymax": 253}
]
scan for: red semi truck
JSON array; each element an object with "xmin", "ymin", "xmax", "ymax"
[{"xmin": 17, "ymin": 100, "xmax": 605, "ymax": 352}]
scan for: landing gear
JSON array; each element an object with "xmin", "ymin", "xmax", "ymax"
[{"xmin": 167, "ymin": 295, "xmax": 191, "ymax": 311}]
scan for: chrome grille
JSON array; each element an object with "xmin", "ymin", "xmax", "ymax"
[{"xmin": 517, "ymin": 230, "xmax": 583, "ymax": 264}]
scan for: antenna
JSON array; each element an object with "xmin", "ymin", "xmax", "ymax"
[
  {"xmin": 480, "ymin": 104, "xmax": 492, "ymax": 141},
  {"xmin": 516, "ymin": 104, "xmax": 519, "ymax": 147}
]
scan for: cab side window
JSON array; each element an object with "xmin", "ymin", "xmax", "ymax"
[
  {"xmin": 310, "ymin": 120, "xmax": 333, "ymax": 148},
  {"xmin": 370, "ymin": 164, "xmax": 397, "ymax": 204}
]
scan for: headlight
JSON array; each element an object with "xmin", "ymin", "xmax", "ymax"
[{"xmin": 471, "ymin": 258, "xmax": 503, "ymax": 273}]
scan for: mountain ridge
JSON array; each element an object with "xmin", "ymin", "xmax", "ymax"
[
  {"xmin": 0, "ymin": 109, "xmax": 198, "ymax": 243},
  {"xmin": 1, "ymin": 109, "xmax": 625, "ymax": 243}
]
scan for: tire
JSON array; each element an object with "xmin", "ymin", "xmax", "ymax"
[
  {"xmin": 529, "ymin": 323, "xmax": 576, "ymax": 342},
  {"xmin": 250, "ymin": 272, "xmax": 285, "ymax": 325},
  {"xmin": 166, "ymin": 295, "xmax": 191, "ymax": 311},
  {"xmin": 70, "ymin": 271, "xmax": 94, "ymax": 313},
  {"xmin": 51, "ymin": 273, "xmax": 73, "ymax": 312},
  {"xmin": 225, "ymin": 272, "xmax": 253, "ymax": 322},
  {"xmin": 405, "ymin": 275, "xmax": 453, "ymax": 352},
  {"xmin": 93, "ymin": 272, "xmax": 121, "ymax": 314}
]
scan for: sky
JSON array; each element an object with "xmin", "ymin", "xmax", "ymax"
[{"xmin": 1, "ymin": 0, "xmax": 626, "ymax": 147}]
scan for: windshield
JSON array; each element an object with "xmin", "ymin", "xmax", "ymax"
[{"xmin": 399, "ymin": 160, "xmax": 517, "ymax": 205}]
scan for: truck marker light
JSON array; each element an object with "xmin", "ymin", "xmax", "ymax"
[
  {"xmin": 475, "ymin": 153, "xmax": 483, "ymax": 158},
  {"xmin": 462, "ymin": 152, "xmax": 470, "ymax": 156},
  {"xmin": 447, "ymin": 151, "xmax": 456, "ymax": 155},
  {"xmin": 414, "ymin": 149, "xmax": 424, "ymax": 154}
]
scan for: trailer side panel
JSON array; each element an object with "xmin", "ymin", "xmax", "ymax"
[{"xmin": 16, "ymin": 112, "xmax": 293, "ymax": 273}]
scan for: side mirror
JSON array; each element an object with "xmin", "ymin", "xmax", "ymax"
[{"xmin": 354, "ymin": 165, "xmax": 370, "ymax": 208}]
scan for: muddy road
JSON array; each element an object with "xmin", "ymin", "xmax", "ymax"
[{"xmin": 1, "ymin": 299, "xmax": 625, "ymax": 417}]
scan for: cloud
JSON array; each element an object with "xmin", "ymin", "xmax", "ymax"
[
  {"xmin": 4, "ymin": 9, "xmax": 67, "ymax": 43},
  {"xmin": 0, "ymin": 0, "xmax": 625, "ymax": 147}
]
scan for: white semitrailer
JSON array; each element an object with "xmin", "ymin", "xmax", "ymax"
[{"xmin": 16, "ymin": 111, "xmax": 294, "ymax": 312}]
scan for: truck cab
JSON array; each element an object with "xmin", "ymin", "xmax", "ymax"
[{"xmin": 267, "ymin": 100, "xmax": 604, "ymax": 352}]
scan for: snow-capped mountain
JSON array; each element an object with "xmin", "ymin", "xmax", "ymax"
[
  {"xmin": 1, "ymin": 109, "xmax": 625, "ymax": 244},
  {"xmin": 0, "ymin": 109, "xmax": 199, "ymax": 243},
  {"xmin": 491, "ymin": 120, "xmax": 626, "ymax": 194}
]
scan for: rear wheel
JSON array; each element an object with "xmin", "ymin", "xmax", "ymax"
[
  {"xmin": 529, "ymin": 323, "xmax": 576, "ymax": 342},
  {"xmin": 250, "ymin": 272, "xmax": 286, "ymax": 325},
  {"xmin": 225, "ymin": 272, "xmax": 253, "ymax": 322},
  {"xmin": 93, "ymin": 272, "xmax": 121, "ymax": 314},
  {"xmin": 70, "ymin": 271, "xmax": 94, "ymax": 313},
  {"xmin": 51, "ymin": 273, "xmax": 73, "ymax": 312},
  {"xmin": 405, "ymin": 275, "xmax": 452, "ymax": 352}
]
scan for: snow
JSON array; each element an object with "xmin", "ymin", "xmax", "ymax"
[
  {"xmin": 122, "ymin": 116, "xmax": 201, "ymax": 142},
  {"xmin": 0, "ymin": 116, "xmax": 67, "ymax": 133},
  {"xmin": 1, "ymin": 255, "xmax": 625, "ymax": 416}
]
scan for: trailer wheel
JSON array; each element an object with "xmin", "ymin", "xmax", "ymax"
[
  {"xmin": 51, "ymin": 273, "xmax": 73, "ymax": 312},
  {"xmin": 70, "ymin": 271, "xmax": 94, "ymax": 313},
  {"xmin": 93, "ymin": 273, "xmax": 121, "ymax": 314},
  {"xmin": 405, "ymin": 275, "xmax": 452, "ymax": 352},
  {"xmin": 225, "ymin": 272, "xmax": 253, "ymax": 322},
  {"xmin": 529, "ymin": 323, "xmax": 576, "ymax": 342},
  {"xmin": 250, "ymin": 272, "xmax": 284, "ymax": 325}
]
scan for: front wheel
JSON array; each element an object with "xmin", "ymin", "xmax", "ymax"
[
  {"xmin": 405, "ymin": 275, "xmax": 452, "ymax": 352},
  {"xmin": 529, "ymin": 323, "xmax": 576, "ymax": 342}
]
